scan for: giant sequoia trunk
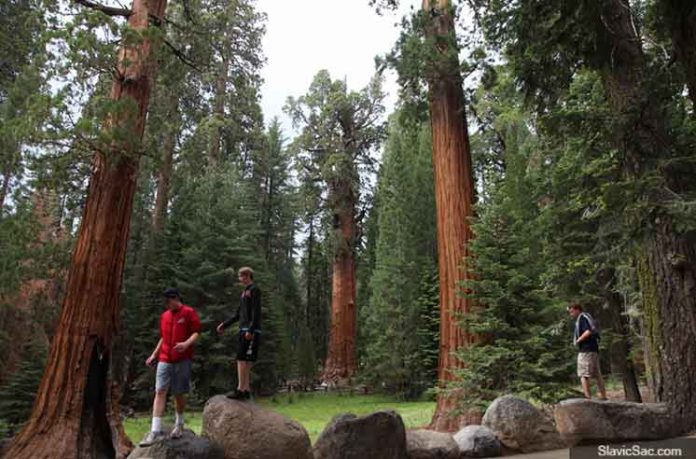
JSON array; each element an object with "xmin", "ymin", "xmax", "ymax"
[
  {"xmin": 322, "ymin": 179, "xmax": 357, "ymax": 382},
  {"xmin": 600, "ymin": 0, "xmax": 696, "ymax": 430},
  {"xmin": 423, "ymin": 0, "xmax": 478, "ymax": 431},
  {"xmin": 6, "ymin": 1, "xmax": 167, "ymax": 457}
]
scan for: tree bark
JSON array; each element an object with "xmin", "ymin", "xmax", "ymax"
[
  {"xmin": 322, "ymin": 180, "xmax": 357, "ymax": 383},
  {"xmin": 152, "ymin": 95, "xmax": 179, "ymax": 234},
  {"xmin": 599, "ymin": 0, "xmax": 696, "ymax": 430},
  {"xmin": 422, "ymin": 0, "xmax": 478, "ymax": 431},
  {"xmin": 6, "ymin": 1, "xmax": 167, "ymax": 457},
  {"xmin": 209, "ymin": 57, "xmax": 228, "ymax": 165},
  {"xmin": 597, "ymin": 269, "xmax": 642, "ymax": 402},
  {"xmin": 0, "ymin": 163, "xmax": 11, "ymax": 214}
]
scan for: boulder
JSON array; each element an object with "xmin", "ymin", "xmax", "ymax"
[
  {"xmin": 406, "ymin": 429, "xmax": 459, "ymax": 459},
  {"xmin": 128, "ymin": 427, "xmax": 224, "ymax": 459},
  {"xmin": 554, "ymin": 398, "xmax": 679, "ymax": 445},
  {"xmin": 313, "ymin": 411, "xmax": 407, "ymax": 459},
  {"xmin": 454, "ymin": 425, "xmax": 502, "ymax": 457},
  {"xmin": 202, "ymin": 396, "xmax": 311, "ymax": 459},
  {"xmin": 482, "ymin": 395, "xmax": 564, "ymax": 453}
]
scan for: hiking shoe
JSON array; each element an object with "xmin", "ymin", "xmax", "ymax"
[
  {"xmin": 170, "ymin": 424, "xmax": 184, "ymax": 439},
  {"xmin": 139, "ymin": 430, "xmax": 165, "ymax": 447},
  {"xmin": 242, "ymin": 391, "xmax": 251, "ymax": 400},
  {"xmin": 226, "ymin": 390, "xmax": 245, "ymax": 400}
]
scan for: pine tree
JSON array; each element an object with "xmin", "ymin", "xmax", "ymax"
[{"xmin": 362, "ymin": 113, "xmax": 438, "ymax": 399}]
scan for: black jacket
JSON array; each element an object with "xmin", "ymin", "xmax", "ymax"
[{"xmin": 222, "ymin": 283, "xmax": 261, "ymax": 333}]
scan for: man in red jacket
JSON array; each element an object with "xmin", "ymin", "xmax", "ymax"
[{"xmin": 140, "ymin": 288, "xmax": 200, "ymax": 446}]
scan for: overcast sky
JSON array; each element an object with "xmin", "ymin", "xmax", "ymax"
[{"xmin": 256, "ymin": 0, "xmax": 419, "ymax": 131}]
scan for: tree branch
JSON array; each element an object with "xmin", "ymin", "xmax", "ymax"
[
  {"xmin": 74, "ymin": 0, "xmax": 132, "ymax": 17},
  {"xmin": 163, "ymin": 38, "xmax": 203, "ymax": 72}
]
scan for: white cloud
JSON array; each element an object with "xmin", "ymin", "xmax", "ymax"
[{"xmin": 256, "ymin": 0, "xmax": 419, "ymax": 132}]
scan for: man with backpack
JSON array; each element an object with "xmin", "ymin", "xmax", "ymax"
[{"xmin": 568, "ymin": 303, "xmax": 607, "ymax": 400}]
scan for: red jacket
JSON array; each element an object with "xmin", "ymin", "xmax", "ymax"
[{"xmin": 159, "ymin": 305, "xmax": 201, "ymax": 363}]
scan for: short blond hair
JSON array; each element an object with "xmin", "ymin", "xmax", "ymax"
[{"xmin": 238, "ymin": 267, "xmax": 254, "ymax": 280}]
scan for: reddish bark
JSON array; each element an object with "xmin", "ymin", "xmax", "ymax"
[
  {"xmin": 6, "ymin": 1, "xmax": 167, "ymax": 457},
  {"xmin": 322, "ymin": 180, "xmax": 357, "ymax": 383},
  {"xmin": 422, "ymin": 0, "xmax": 477, "ymax": 431}
]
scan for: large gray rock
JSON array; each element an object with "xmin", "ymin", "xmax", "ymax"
[
  {"xmin": 128, "ymin": 427, "xmax": 224, "ymax": 459},
  {"xmin": 202, "ymin": 396, "xmax": 311, "ymax": 459},
  {"xmin": 454, "ymin": 425, "xmax": 502, "ymax": 457},
  {"xmin": 406, "ymin": 429, "xmax": 459, "ymax": 459},
  {"xmin": 313, "ymin": 411, "xmax": 407, "ymax": 459},
  {"xmin": 482, "ymin": 395, "xmax": 564, "ymax": 453},
  {"xmin": 554, "ymin": 398, "xmax": 679, "ymax": 445}
]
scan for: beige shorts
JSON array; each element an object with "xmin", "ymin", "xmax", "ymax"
[{"xmin": 577, "ymin": 352, "xmax": 600, "ymax": 378}]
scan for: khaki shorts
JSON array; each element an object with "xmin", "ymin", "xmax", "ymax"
[{"xmin": 577, "ymin": 352, "xmax": 600, "ymax": 378}]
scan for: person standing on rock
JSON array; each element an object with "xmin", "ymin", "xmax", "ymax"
[
  {"xmin": 568, "ymin": 303, "xmax": 607, "ymax": 400},
  {"xmin": 140, "ymin": 287, "xmax": 201, "ymax": 446},
  {"xmin": 216, "ymin": 267, "xmax": 261, "ymax": 400}
]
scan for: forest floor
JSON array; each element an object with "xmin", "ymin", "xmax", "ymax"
[{"xmin": 123, "ymin": 392, "xmax": 436, "ymax": 444}]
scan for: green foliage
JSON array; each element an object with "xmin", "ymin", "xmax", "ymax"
[
  {"xmin": 452, "ymin": 67, "xmax": 578, "ymax": 407},
  {"xmin": 361, "ymin": 113, "xmax": 438, "ymax": 399},
  {"xmin": 0, "ymin": 339, "xmax": 47, "ymax": 433}
]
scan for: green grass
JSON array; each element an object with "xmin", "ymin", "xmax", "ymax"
[{"xmin": 124, "ymin": 392, "xmax": 435, "ymax": 444}]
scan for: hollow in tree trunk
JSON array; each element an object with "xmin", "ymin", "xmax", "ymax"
[
  {"xmin": 422, "ymin": 0, "xmax": 478, "ymax": 431},
  {"xmin": 6, "ymin": 1, "xmax": 167, "ymax": 457}
]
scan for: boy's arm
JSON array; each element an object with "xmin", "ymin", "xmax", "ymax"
[
  {"xmin": 221, "ymin": 307, "xmax": 239, "ymax": 329},
  {"xmin": 146, "ymin": 338, "xmax": 163, "ymax": 365}
]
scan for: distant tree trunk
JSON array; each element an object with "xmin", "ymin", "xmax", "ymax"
[
  {"xmin": 422, "ymin": 0, "xmax": 478, "ymax": 431},
  {"xmin": 322, "ymin": 180, "xmax": 357, "ymax": 382},
  {"xmin": 0, "ymin": 161, "xmax": 13, "ymax": 214},
  {"xmin": 209, "ymin": 57, "xmax": 228, "ymax": 165},
  {"xmin": 6, "ymin": 1, "xmax": 167, "ymax": 457},
  {"xmin": 152, "ymin": 95, "xmax": 179, "ymax": 234},
  {"xmin": 597, "ymin": 269, "xmax": 642, "ymax": 402},
  {"xmin": 599, "ymin": 0, "xmax": 696, "ymax": 430}
]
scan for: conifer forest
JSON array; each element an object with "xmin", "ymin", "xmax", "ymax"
[{"xmin": 1, "ymin": 0, "xmax": 695, "ymax": 457}]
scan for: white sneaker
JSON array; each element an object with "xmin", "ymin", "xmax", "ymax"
[
  {"xmin": 170, "ymin": 424, "xmax": 184, "ymax": 439},
  {"xmin": 139, "ymin": 430, "xmax": 165, "ymax": 447}
]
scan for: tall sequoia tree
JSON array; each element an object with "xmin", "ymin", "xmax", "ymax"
[
  {"xmin": 7, "ymin": 0, "xmax": 168, "ymax": 457},
  {"xmin": 286, "ymin": 70, "xmax": 385, "ymax": 382},
  {"xmin": 421, "ymin": 0, "xmax": 478, "ymax": 431}
]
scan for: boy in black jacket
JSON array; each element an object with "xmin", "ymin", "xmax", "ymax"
[{"xmin": 216, "ymin": 267, "xmax": 261, "ymax": 400}]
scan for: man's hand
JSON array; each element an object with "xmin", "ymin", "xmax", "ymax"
[
  {"xmin": 146, "ymin": 354, "xmax": 157, "ymax": 367},
  {"xmin": 216, "ymin": 323, "xmax": 225, "ymax": 335},
  {"xmin": 244, "ymin": 331, "xmax": 253, "ymax": 341},
  {"xmin": 174, "ymin": 342, "xmax": 189, "ymax": 353}
]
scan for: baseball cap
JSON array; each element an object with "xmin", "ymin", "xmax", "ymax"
[{"xmin": 163, "ymin": 287, "xmax": 181, "ymax": 299}]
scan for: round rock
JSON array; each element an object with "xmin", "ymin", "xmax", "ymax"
[{"xmin": 202, "ymin": 395, "xmax": 312, "ymax": 459}]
